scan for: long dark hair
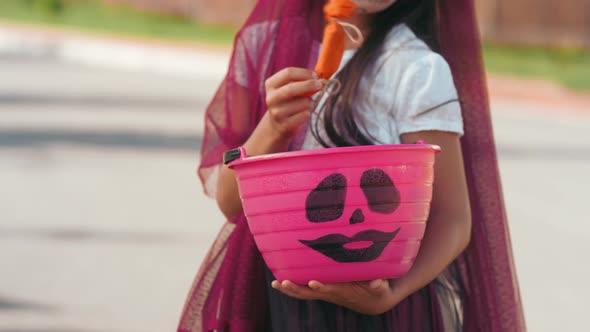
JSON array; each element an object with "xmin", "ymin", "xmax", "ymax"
[{"xmin": 313, "ymin": 0, "xmax": 442, "ymax": 147}]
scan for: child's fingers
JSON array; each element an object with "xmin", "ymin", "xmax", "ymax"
[
  {"xmin": 267, "ymin": 79, "xmax": 322, "ymax": 106},
  {"xmin": 308, "ymin": 280, "xmax": 330, "ymax": 292},
  {"xmin": 265, "ymin": 67, "xmax": 317, "ymax": 90},
  {"xmin": 309, "ymin": 280, "xmax": 368, "ymax": 296},
  {"xmin": 365, "ymin": 279, "xmax": 390, "ymax": 295},
  {"xmin": 272, "ymin": 279, "xmax": 308, "ymax": 299},
  {"xmin": 278, "ymin": 280, "xmax": 321, "ymax": 300},
  {"xmin": 275, "ymin": 286, "xmax": 309, "ymax": 300},
  {"xmin": 268, "ymin": 97, "xmax": 314, "ymax": 121},
  {"xmin": 283, "ymin": 109, "xmax": 312, "ymax": 131}
]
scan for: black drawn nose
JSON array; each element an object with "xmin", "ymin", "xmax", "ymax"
[{"xmin": 349, "ymin": 208, "xmax": 365, "ymax": 224}]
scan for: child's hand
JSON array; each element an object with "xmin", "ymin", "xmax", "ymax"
[
  {"xmin": 271, "ymin": 279, "xmax": 400, "ymax": 315},
  {"xmin": 262, "ymin": 67, "xmax": 323, "ymax": 141}
]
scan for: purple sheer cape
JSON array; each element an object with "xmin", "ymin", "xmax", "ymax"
[{"xmin": 177, "ymin": 0, "xmax": 526, "ymax": 331}]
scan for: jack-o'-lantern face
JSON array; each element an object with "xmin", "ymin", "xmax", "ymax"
[{"xmin": 299, "ymin": 169, "xmax": 402, "ymax": 263}]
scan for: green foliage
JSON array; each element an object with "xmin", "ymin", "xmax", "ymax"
[
  {"xmin": 483, "ymin": 43, "xmax": 590, "ymax": 91},
  {"xmin": 34, "ymin": 0, "xmax": 65, "ymax": 16},
  {"xmin": 0, "ymin": 0, "xmax": 236, "ymax": 44}
]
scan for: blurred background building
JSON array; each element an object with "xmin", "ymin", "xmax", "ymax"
[
  {"xmin": 476, "ymin": 0, "xmax": 590, "ymax": 48},
  {"xmin": 107, "ymin": 0, "xmax": 590, "ymax": 47}
]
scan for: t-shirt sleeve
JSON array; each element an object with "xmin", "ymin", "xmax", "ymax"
[{"xmin": 392, "ymin": 52, "xmax": 464, "ymax": 136}]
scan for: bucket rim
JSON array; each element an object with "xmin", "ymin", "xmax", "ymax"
[{"xmin": 226, "ymin": 143, "xmax": 441, "ymax": 168}]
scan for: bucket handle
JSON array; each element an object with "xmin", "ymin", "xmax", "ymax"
[
  {"xmin": 415, "ymin": 140, "xmax": 441, "ymax": 153},
  {"xmin": 223, "ymin": 147, "xmax": 247, "ymax": 165}
]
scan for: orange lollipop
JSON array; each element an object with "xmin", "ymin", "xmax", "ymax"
[
  {"xmin": 315, "ymin": 0, "xmax": 359, "ymax": 80},
  {"xmin": 302, "ymin": 0, "xmax": 362, "ymax": 98}
]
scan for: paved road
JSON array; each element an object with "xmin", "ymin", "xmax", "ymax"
[{"xmin": 0, "ymin": 55, "xmax": 589, "ymax": 331}]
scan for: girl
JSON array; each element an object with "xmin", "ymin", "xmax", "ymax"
[{"xmin": 178, "ymin": 0, "xmax": 526, "ymax": 331}]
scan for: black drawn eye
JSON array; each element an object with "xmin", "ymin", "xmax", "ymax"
[
  {"xmin": 360, "ymin": 169, "xmax": 400, "ymax": 214},
  {"xmin": 306, "ymin": 173, "xmax": 347, "ymax": 223}
]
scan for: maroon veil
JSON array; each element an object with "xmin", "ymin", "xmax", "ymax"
[{"xmin": 178, "ymin": 0, "xmax": 526, "ymax": 331}]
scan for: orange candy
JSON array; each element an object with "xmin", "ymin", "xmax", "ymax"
[
  {"xmin": 315, "ymin": 21, "xmax": 347, "ymax": 80},
  {"xmin": 315, "ymin": 0, "xmax": 359, "ymax": 80}
]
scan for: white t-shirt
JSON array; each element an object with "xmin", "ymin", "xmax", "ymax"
[{"xmin": 234, "ymin": 23, "xmax": 464, "ymax": 150}]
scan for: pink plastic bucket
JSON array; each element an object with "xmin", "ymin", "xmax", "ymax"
[{"xmin": 225, "ymin": 142, "xmax": 441, "ymax": 284}]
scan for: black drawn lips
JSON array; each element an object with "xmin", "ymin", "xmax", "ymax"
[{"xmin": 299, "ymin": 228, "xmax": 401, "ymax": 263}]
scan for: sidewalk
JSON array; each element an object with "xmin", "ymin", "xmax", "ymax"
[
  {"xmin": 0, "ymin": 22, "xmax": 230, "ymax": 81},
  {"xmin": 487, "ymin": 75, "xmax": 590, "ymax": 114},
  {"xmin": 1, "ymin": 21, "xmax": 588, "ymax": 113}
]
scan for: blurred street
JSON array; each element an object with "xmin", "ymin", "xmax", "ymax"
[
  {"xmin": 0, "ymin": 54, "xmax": 221, "ymax": 332},
  {"xmin": 1, "ymin": 52, "xmax": 589, "ymax": 332}
]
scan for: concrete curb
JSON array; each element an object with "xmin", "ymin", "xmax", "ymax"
[{"xmin": 0, "ymin": 24, "xmax": 230, "ymax": 81}]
